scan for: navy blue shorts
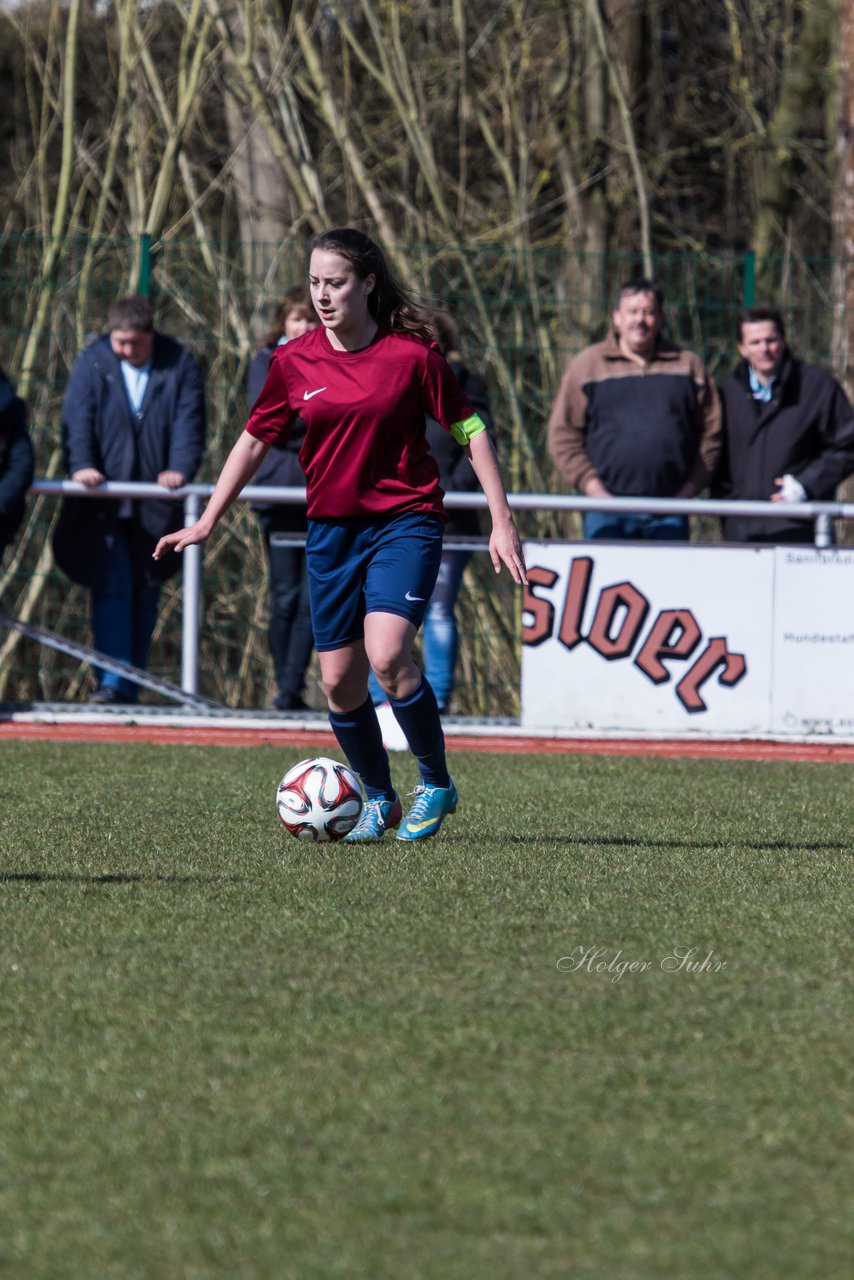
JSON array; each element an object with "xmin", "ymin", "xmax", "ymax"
[{"xmin": 306, "ymin": 511, "xmax": 444, "ymax": 651}]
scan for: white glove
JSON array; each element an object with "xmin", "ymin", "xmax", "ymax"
[{"xmin": 776, "ymin": 474, "xmax": 807, "ymax": 503}]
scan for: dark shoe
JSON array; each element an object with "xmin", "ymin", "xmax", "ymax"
[
  {"xmin": 269, "ymin": 693, "xmax": 310, "ymax": 712},
  {"xmin": 89, "ymin": 686, "xmax": 124, "ymax": 705}
]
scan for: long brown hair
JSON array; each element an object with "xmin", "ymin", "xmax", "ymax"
[{"xmin": 310, "ymin": 228, "xmax": 434, "ymax": 342}]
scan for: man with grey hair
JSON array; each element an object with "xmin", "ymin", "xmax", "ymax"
[{"xmin": 548, "ymin": 278, "xmax": 721, "ymax": 540}]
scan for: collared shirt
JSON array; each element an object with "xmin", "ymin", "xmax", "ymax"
[
  {"xmin": 121, "ymin": 359, "xmax": 151, "ymax": 413},
  {"xmin": 748, "ymin": 365, "xmax": 776, "ymax": 403},
  {"xmin": 118, "ymin": 360, "xmax": 151, "ymax": 514}
]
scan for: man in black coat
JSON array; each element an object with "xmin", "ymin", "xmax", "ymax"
[
  {"xmin": 715, "ymin": 306, "xmax": 854, "ymax": 543},
  {"xmin": 0, "ymin": 370, "xmax": 34, "ymax": 561},
  {"xmin": 54, "ymin": 296, "xmax": 206, "ymax": 702}
]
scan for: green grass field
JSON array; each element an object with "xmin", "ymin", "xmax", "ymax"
[{"xmin": 1, "ymin": 741, "xmax": 851, "ymax": 1279}]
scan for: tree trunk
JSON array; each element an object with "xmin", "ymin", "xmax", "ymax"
[
  {"xmin": 754, "ymin": 1, "xmax": 836, "ymax": 267},
  {"xmin": 216, "ymin": 0, "xmax": 302, "ymax": 287},
  {"xmin": 832, "ymin": 0, "xmax": 854, "ymax": 398},
  {"xmin": 224, "ymin": 94, "xmax": 297, "ymax": 287},
  {"xmin": 832, "ymin": 0, "xmax": 854, "ymax": 528}
]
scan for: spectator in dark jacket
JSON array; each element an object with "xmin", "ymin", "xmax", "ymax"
[
  {"xmin": 715, "ymin": 306, "xmax": 854, "ymax": 543},
  {"xmin": 53, "ymin": 295, "xmax": 206, "ymax": 703},
  {"xmin": 0, "ymin": 370, "xmax": 34, "ymax": 561},
  {"xmin": 247, "ymin": 287, "xmax": 319, "ymax": 710}
]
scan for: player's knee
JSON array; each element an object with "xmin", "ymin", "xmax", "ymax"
[
  {"xmin": 368, "ymin": 648, "xmax": 413, "ymax": 699},
  {"xmin": 368, "ymin": 650, "xmax": 398, "ymax": 689},
  {"xmin": 317, "ymin": 652, "xmax": 368, "ymax": 709}
]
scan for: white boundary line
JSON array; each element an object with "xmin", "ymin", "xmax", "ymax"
[{"xmin": 2, "ymin": 705, "xmax": 854, "ymax": 746}]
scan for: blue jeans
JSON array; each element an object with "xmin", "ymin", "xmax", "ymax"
[
  {"xmin": 91, "ymin": 523, "xmax": 160, "ymax": 700},
  {"xmin": 582, "ymin": 511, "xmax": 689, "ymax": 541},
  {"xmin": 368, "ymin": 548, "xmax": 471, "ymax": 711},
  {"xmin": 421, "ymin": 549, "xmax": 471, "ymax": 711}
]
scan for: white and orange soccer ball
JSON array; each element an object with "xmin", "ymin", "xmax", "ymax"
[{"xmin": 276, "ymin": 757, "xmax": 363, "ymax": 842}]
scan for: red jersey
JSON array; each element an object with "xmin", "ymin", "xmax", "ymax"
[{"xmin": 245, "ymin": 326, "xmax": 479, "ymax": 521}]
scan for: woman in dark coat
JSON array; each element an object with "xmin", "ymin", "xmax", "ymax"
[{"xmin": 247, "ymin": 287, "xmax": 319, "ymax": 711}]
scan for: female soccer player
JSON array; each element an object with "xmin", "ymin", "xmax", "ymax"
[{"xmin": 154, "ymin": 228, "xmax": 527, "ymax": 842}]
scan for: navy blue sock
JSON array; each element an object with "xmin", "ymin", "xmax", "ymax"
[
  {"xmin": 389, "ymin": 677, "xmax": 451, "ymax": 788},
  {"xmin": 328, "ymin": 697, "xmax": 394, "ymax": 801}
]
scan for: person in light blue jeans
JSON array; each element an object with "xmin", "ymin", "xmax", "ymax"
[{"xmin": 369, "ymin": 309, "xmax": 496, "ymax": 712}]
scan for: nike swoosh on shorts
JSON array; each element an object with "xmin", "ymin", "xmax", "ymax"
[{"xmin": 303, "ymin": 387, "xmax": 327, "ymax": 400}]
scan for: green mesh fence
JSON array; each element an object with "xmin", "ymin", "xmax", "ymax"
[{"xmin": 0, "ymin": 235, "xmax": 851, "ymax": 711}]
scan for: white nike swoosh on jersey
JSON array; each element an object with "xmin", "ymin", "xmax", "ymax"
[
  {"xmin": 405, "ymin": 591, "xmax": 425, "ymax": 601},
  {"xmin": 303, "ymin": 387, "xmax": 327, "ymax": 400}
]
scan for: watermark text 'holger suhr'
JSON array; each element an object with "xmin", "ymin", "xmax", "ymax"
[{"xmin": 556, "ymin": 946, "xmax": 728, "ymax": 983}]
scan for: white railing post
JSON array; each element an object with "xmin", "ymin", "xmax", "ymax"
[
  {"xmin": 181, "ymin": 491, "xmax": 202, "ymax": 696},
  {"xmin": 814, "ymin": 513, "xmax": 833, "ymax": 548}
]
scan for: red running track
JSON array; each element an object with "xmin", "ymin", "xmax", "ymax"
[{"xmin": 1, "ymin": 721, "xmax": 854, "ymax": 763}]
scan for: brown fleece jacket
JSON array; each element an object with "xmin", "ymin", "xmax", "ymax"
[{"xmin": 548, "ymin": 332, "xmax": 722, "ymax": 498}]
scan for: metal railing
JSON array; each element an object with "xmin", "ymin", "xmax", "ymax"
[{"xmin": 26, "ymin": 480, "xmax": 854, "ymax": 700}]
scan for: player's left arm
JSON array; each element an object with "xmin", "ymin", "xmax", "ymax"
[
  {"xmin": 423, "ymin": 346, "xmax": 526, "ymax": 582},
  {"xmin": 466, "ymin": 427, "xmax": 527, "ymax": 585}
]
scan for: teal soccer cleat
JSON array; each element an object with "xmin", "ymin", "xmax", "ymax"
[
  {"xmin": 396, "ymin": 780, "xmax": 459, "ymax": 841},
  {"xmin": 344, "ymin": 794, "xmax": 403, "ymax": 843}
]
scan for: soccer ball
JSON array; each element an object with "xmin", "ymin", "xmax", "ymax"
[{"xmin": 276, "ymin": 757, "xmax": 363, "ymax": 842}]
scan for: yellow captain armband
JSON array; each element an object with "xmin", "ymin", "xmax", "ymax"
[{"xmin": 449, "ymin": 413, "xmax": 486, "ymax": 447}]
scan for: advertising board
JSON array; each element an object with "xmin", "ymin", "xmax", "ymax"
[{"xmin": 521, "ymin": 543, "xmax": 854, "ymax": 738}]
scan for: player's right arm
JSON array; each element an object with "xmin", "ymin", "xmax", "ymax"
[{"xmin": 153, "ymin": 430, "xmax": 270, "ymax": 559}]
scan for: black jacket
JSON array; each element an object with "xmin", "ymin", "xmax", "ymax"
[
  {"xmin": 0, "ymin": 372, "xmax": 34, "ymax": 554},
  {"xmin": 716, "ymin": 353, "xmax": 854, "ymax": 542},
  {"xmin": 247, "ymin": 344, "xmax": 307, "ymax": 521},
  {"xmin": 54, "ymin": 333, "xmax": 206, "ymax": 587}
]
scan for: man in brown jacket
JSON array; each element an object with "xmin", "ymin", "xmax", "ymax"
[{"xmin": 547, "ymin": 279, "xmax": 722, "ymax": 540}]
